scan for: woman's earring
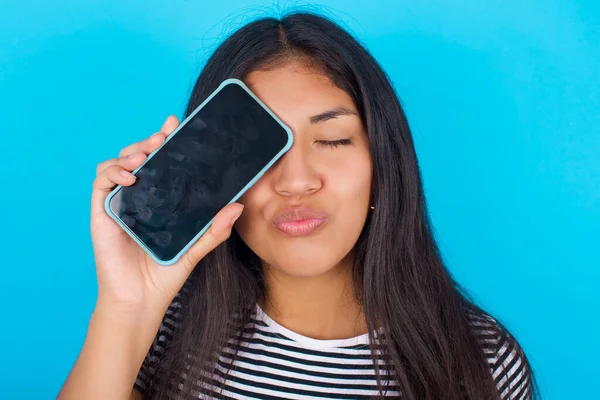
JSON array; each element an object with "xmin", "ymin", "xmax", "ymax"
[{"xmin": 370, "ymin": 205, "xmax": 375, "ymax": 210}]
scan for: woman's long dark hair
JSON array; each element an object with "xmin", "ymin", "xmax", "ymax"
[{"xmin": 148, "ymin": 11, "xmax": 539, "ymax": 400}]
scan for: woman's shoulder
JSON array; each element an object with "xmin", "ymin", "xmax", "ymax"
[{"xmin": 465, "ymin": 307, "xmax": 535, "ymax": 400}]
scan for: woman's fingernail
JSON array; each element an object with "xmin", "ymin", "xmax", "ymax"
[
  {"xmin": 120, "ymin": 170, "xmax": 135, "ymax": 178},
  {"xmin": 126, "ymin": 152, "xmax": 138, "ymax": 159}
]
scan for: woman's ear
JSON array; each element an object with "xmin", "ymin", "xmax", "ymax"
[{"xmin": 369, "ymin": 182, "xmax": 376, "ymax": 210}]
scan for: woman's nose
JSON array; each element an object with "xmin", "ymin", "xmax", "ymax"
[{"xmin": 272, "ymin": 143, "xmax": 322, "ymax": 198}]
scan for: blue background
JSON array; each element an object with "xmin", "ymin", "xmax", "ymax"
[{"xmin": 1, "ymin": 1, "xmax": 598, "ymax": 398}]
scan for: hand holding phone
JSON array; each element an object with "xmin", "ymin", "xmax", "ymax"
[
  {"xmin": 90, "ymin": 79, "xmax": 292, "ymax": 313},
  {"xmin": 90, "ymin": 116, "xmax": 245, "ymax": 312}
]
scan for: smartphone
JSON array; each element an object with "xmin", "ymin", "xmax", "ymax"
[{"xmin": 104, "ymin": 78, "xmax": 293, "ymax": 266}]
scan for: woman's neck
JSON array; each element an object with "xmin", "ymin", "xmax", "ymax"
[{"xmin": 259, "ymin": 258, "xmax": 368, "ymax": 341}]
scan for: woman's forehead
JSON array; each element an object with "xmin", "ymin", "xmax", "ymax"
[{"xmin": 244, "ymin": 63, "xmax": 359, "ymax": 124}]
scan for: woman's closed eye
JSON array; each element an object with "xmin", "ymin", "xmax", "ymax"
[{"xmin": 315, "ymin": 138, "xmax": 353, "ymax": 148}]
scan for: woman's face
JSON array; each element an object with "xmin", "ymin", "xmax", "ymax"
[{"xmin": 235, "ymin": 62, "xmax": 373, "ymax": 278}]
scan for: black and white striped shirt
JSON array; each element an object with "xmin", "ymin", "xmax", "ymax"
[{"xmin": 135, "ymin": 297, "xmax": 532, "ymax": 399}]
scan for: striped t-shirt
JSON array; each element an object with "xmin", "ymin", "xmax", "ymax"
[{"xmin": 134, "ymin": 296, "xmax": 532, "ymax": 399}]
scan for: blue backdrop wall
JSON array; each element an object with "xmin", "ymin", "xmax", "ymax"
[{"xmin": 1, "ymin": 1, "xmax": 598, "ymax": 398}]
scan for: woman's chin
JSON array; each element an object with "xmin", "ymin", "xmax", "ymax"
[{"xmin": 267, "ymin": 257, "xmax": 347, "ymax": 278}]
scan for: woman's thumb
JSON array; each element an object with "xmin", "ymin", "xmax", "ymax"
[{"xmin": 172, "ymin": 203, "xmax": 244, "ymax": 278}]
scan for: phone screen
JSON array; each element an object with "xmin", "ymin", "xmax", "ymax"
[{"xmin": 107, "ymin": 81, "xmax": 291, "ymax": 263}]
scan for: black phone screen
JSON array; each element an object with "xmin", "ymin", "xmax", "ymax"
[{"xmin": 107, "ymin": 82, "xmax": 290, "ymax": 262}]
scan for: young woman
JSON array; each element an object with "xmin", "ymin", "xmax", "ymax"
[{"xmin": 59, "ymin": 12, "xmax": 539, "ymax": 400}]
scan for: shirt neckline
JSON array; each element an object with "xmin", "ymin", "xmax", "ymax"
[{"xmin": 254, "ymin": 303, "xmax": 373, "ymax": 349}]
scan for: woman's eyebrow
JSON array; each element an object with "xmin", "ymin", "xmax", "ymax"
[{"xmin": 309, "ymin": 107, "xmax": 358, "ymax": 124}]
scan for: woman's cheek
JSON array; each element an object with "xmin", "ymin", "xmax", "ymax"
[{"xmin": 232, "ymin": 204, "xmax": 254, "ymax": 239}]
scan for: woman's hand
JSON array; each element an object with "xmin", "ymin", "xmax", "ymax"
[{"xmin": 90, "ymin": 115, "xmax": 244, "ymax": 315}]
